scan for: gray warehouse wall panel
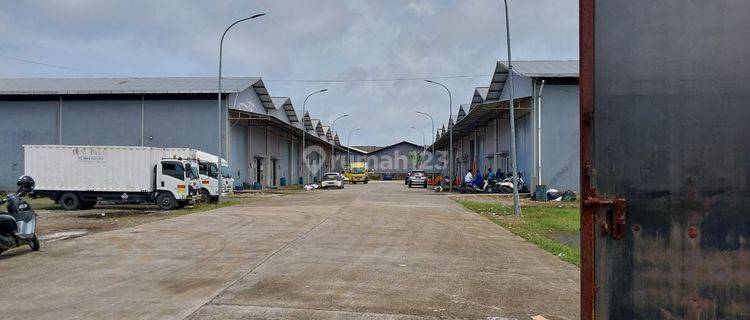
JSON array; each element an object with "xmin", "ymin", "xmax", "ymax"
[
  {"xmin": 0, "ymin": 101, "xmax": 58, "ymax": 189},
  {"xmin": 541, "ymin": 85, "xmax": 580, "ymax": 191},
  {"xmin": 143, "ymin": 99, "xmax": 219, "ymax": 154},
  {"xmin": 230, "ymin": 125, "xmax": 248, "ymax": 186},
  {"xmin": 61, "ymin": 99, "xmax": 141, "ymax": 146}
]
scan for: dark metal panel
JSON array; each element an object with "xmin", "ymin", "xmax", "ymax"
[{"xmin": 585, "ymin": 0, "xmax": 750, "ymax": 319}]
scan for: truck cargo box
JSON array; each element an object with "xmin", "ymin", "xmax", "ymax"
[{"xmin": 24, "ymin": 145, "xmax": 158, "ymax": 192}]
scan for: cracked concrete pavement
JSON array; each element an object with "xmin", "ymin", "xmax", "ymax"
[{"xmin": 0, "ymin": 181, "xmax": 579, "ymax": 319}]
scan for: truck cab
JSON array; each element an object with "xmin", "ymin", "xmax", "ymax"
[
  {"xmin": 194, "ymin": 157, "xmax": 233, "ymax": 203},
  {"xmin": 155, "ymin": 159, "xmax": 199, "ymax": 209},
  {"xmin": 344, "ymin": 162, "xmax": 369, "ymax": 184}
]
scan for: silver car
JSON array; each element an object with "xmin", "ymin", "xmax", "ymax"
[{"xmin": 407, "ymin": 170, "xmax": 427, "ymax": 188}]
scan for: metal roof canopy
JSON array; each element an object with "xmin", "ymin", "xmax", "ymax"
[
  {"xmin": 0, "ymin": 77, "xmax": 259, "ymax": 95},
  {"xmin": 0, "ymin": 76, "xmax": 276, "ymax": 113},
  {"xmin": 432, "ymin": 97, "xmax": 532, "ymax": 150},
  {"xmin": 231, "ymin": 109, "xmax": 344, "ymax": 150},
  {"xmin": 487, "ymin": 60, "xmax": 579, "ymax": 101},
  {"xmin": 271, "ymin": 97, "xmax": 299, "ymax": 123}
]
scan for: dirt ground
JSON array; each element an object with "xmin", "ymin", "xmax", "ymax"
[{"xmin": 31, "ymin": 191, "xmax": 285, "ymax": 240}]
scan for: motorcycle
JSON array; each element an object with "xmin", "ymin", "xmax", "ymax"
[
  {"xmin": 493, "ymin": 172, "xmax": 529, "ymax": 194},
  {"xmin": 459, "ymin": 179, "xmax": 491, "ymax": 194},
  {"xmin": 0, "ymin": 176, "xmax": 40, "ymax": 255}
]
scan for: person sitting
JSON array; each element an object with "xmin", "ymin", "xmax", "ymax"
[
  {"xmin": 474, "ymin": 170, "xmax": 484, "ymax": 187},
  {"xmin": 487, "ymin": 167, "xmax": 495, "ymax": 181},
  {"xmin": 496, "ymin": 168, "xmax": 505, "ymax": 180},
  {"xmin": 464, "ymin": 169, "xmax": 474, "ymax": 186}
]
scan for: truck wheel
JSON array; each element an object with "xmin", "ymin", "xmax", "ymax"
[
  {"xmin": 157, "ymin": 192, "xmax": 176, "ymax": 210},
  {"xmin": 199, "ymin": 189, "xmax": 211, "ymax": 203},
  {"xmin": 59, "ymin": 192, "xmax": 81, "ymax": 210},
  {"xmin": 29, "ymin": 235, "xmax": 40, "ymax": 251}
]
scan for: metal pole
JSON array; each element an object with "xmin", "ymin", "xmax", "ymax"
[
  {"xmin": 503, "ymin": 0, "xmax": 522, "ymax": 216},
  {"xmin": 330, "ymin": 114, "xmax": 349, "ymax": 173},
  {"xmin": 424, "ymin": 80, "xmax": 453, "ymax": 192},
  {"xmin": 301, "ymin": 89, "xmax": 327, "ymax": 185},
  {"xmin": 218, "ymin": 13, "xmax": 265, "ymax": 201},
  {"xmin": 537, "ymin": 79, "xmax": 545, "ymax": 186},
  {"xmin": 410, "ymin": 126, "xmax": 426, "ymax": 167},
  {"xmin": 415, "ymin": 111, "xmax": 434, "ymax": 178}
]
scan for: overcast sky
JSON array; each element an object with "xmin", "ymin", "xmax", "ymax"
[{"xmin": 0, "ymin": 0, "xmax": 578, "ymax": 146}]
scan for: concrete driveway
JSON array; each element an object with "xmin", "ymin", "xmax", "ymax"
[{"xmin": 0, "ymin": 181, "xmax": 579, "ymax": 320}]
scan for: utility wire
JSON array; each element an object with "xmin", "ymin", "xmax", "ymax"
[{"xmin": 0, "ymin": 53, "xmax": 126, "ymax": 77}]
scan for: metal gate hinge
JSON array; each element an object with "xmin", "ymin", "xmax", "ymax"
[{"xmin": 584, "ymin": 196, "xmax": 627, "ymax": 240}]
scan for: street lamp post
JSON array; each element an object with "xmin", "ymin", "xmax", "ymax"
[
  {"xmin": 347, "ymin": 128, "xmax": 360, "ymax": 169},
  {"xmin": 217, "ymin": 13, "xmax": 265, "ymax": 201},
  {"xmin": 301, "ymin": 89, "xmax": 327, "ymax": 185},
  {"xmin": 502, "ymin": 0, "xmax": 522, "ymax": 217},
  {"xmin": 410, "ymin": 126, "xmax": 426, "ymax": 170},
  {"xmin": 330, "ymin": 114, "xmax": 349, "ymax": 172},
  {"xmin": 415, "ymin": 111, "xmax": 435, "ymax": 178},
  {"xmin": 424, "ymin": 80, "xmax": 453, "ymax": 192}
]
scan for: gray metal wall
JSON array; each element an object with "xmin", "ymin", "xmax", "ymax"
[
  {"xmin": 540, "ymin": 85, "xmax": 579, "ymax": 191},
  {"xmin": 0, "ymin": 100, "xmax": 58, "ymax": 189},
  {"xmin": 0, "ymin": 97, "xmax": 219, "ymax": 190},
  {"xmin": 366, "ymin": 143, "xmax": 435, "ymax": 174}
]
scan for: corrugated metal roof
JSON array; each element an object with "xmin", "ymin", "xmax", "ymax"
[
  {"xmin": 0, "ymin": 77, "xmax": 260, "ymax": 95},
  {"xmin": 498, "ymin": 60, "xmax": 579, "ymax": 77}
]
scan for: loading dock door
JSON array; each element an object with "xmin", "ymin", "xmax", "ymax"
[{"xmin": 581, "ymin": 1, "xmax": 750, "ymax": 319}]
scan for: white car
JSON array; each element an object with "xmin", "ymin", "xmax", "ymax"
[{"xmin": 321, "ymin": 172, "xmax": 344, "ymax": 189}]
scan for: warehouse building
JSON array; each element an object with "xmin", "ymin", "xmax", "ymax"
[
  {"xmin": 432, "ymin": 60, "xmax": 580, "ymax": 191},
  {"xmin": 0, "ymin": 77, "xmax": 342, "ymax": 190},
  {"xmin": 346, "ymin": 141, "xmax": 438, "ymax": 177}
]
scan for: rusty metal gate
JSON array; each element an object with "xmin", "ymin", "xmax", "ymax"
[{"xmin": 580, "ymin": 0, "xmax": 750, "ymax": 319}]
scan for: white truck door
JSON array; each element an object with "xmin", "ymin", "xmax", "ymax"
[{"xmin": 158, "ymin": 161, "xmax": 188, "ymax": 200}]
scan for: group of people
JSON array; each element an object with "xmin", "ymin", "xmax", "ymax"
[{"xmin": 463, "ymin": 167, "xmax": 507, "ymax": 187}]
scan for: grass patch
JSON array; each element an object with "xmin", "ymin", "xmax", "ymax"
[{"xmin": 455, "ymin": 198, "xmax": 580, "ymax": 266}]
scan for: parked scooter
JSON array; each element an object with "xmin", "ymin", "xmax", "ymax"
[
  {"xmin": 0, "ymin": 176, "xmax": 40, "ymax": 255},
  {"xmin": 459, "ymin": 180, "xmax": 491, "ymax": 194},
  {"xmin": 494, "ymin": 172, "xmax": 529, "ymax": 194}
]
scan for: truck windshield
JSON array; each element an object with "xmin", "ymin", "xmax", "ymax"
[
  {"xmin": 352, "ymin": 168, "xmax": 365, "ymax": 174},
  {"xmin": 189, "ymin": 165, "xmax": 199, "ymax": 179},
  {"xmin": 221, "ymin": 165, "xmax": 230, "ymax": 178}
]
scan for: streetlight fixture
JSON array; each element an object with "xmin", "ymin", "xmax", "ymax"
[
  {"xmin": 424, "ymin": 79, "xmax": 453, "ymax": 192},
  {"xmin": 347, "ymin": 127, "xmax": 361, "ymax": 169},
  {"xmin": 410, "ymin": 126, "xmax": 426, "ymax": 170},
  {"xmin": 330, "ymin": 114, "xmax": 349, "ymax": 172},
  {"xmin": 415, "ymin": 110, "xmax": 435, "ymax": 179},
  {"xmin": 410, "ymin": 126, "xmax": 426, "ymax": 152},
  {"xmin": 502, "ymin": 0, "xmax": 522, "ymax": 217},
  {"xmin": 301, "ymin": 88, "xmax": 327, "ymax": 185},
  {"xmin": 217, "ymin": 13, "xmax": 265, "ymax": 201}
]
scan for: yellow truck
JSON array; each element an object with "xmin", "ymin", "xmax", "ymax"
[{"xmin": 344, "ymin": 162, "xmax": 369, "ymax": 184}]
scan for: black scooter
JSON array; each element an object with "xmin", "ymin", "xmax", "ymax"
[{"xmin": 0, "ymin": 176, "xmax": 40, "ymax": 255}]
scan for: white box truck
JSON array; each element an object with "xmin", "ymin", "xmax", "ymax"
[
  {"xmin": 24, "ymin": 145, "xmax": 200, "ymax": 210},
  {"xmin": 160, "ymin": 148, "xmax": 234, "ymax": 202}
]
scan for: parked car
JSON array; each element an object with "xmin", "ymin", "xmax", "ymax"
[
  {"xmin": 382, "ymin": 172, "xmax": 393, "ymax": 180},
  {"xmin": 321, "ymin": 172, "xmax": 344, "ymax": 189},
  {"xmin": 407, "ymin": 170, "xmax": 427, "ymax": 188}
]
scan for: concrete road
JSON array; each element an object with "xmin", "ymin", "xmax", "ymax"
[{"xmin": 0, "ymin": 181, "xmax": 579, "ymax": 320}]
